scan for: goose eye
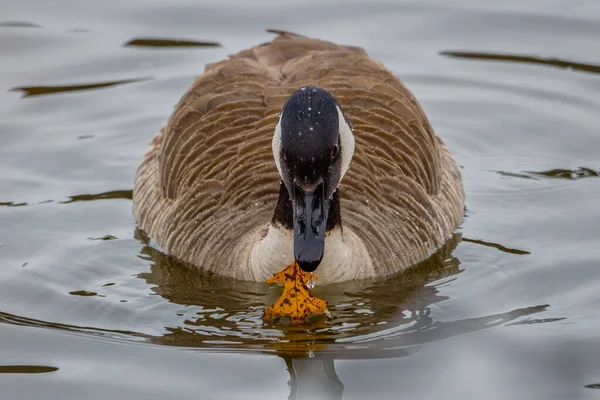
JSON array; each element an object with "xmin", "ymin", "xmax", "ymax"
[{"xmin": 331, "ymin": 144, "xmax": 339, "ymax": 159}]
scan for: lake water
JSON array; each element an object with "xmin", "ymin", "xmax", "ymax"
[{"xmin": 1, "ymin": 0, "xmax": 600, "ymax": 399}]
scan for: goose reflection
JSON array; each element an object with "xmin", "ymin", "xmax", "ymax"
[
  {"xmin": 134, "ymin": 229, "xmax": 464, "ymax": 348},
  {"xmin": 284, "ymin": 356, "xmax": 344, "ymax": 400}
]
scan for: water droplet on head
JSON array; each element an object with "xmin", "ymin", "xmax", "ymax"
[
  {"xmin": 312, "ymin": 88, "xmax": 317, "ymax": 92},
  {"xmin": 301, "ymin": 87, "xmax": 306, "ymax": 91},
  {"xmin": 308, "ymin": 107, "xmax": 312, "ymax": 111},
  {"xmin": 309, "ymin": 126, "xmax": 314, "ymax": 131}
]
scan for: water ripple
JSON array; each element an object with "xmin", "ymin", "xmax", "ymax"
[
  {"xmin": 0, "ymin": 365, "xmax": 58, "ymax": 374},
  {"xmin": 441, "ymin": 50, "xmax": 600, "ymax": 75},
  {"xmin": 11, "ymin": 78, "xmax": 152, "ymax": 98},
  {"xmin": 60, "ymin": 190, "xmax": 133, "ymax": 203},
  {"xmin": 124, "ymin": 37, "xmax": 221, "ymax": 48},
  {"xmin": 462, "ymin": 238, "xmax": 531, "ymax": 255},
  {"xmin": 0, "ymin": 21, "xmax": 42, "ymax": 28},
  {"xmin": 497, "ymin": 167, "xmax": 599, "ymax": 181}
]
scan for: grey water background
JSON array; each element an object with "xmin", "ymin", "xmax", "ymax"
[{"xmin": 1, "ymin": 0, "xmax": 600, "ymax": 399}]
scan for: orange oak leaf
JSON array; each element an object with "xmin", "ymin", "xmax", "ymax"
[{"xmin": 264, "ymin": 261, "xmax": 328, "ymax": 325}]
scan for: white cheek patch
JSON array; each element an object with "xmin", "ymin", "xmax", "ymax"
[
  {"xmin": 336, "ymin": 106, "xmax": 355, "ymax": 179},
  {"xmin": 272, "ymin": 116, "xmax": 283, "ymax": 179}
]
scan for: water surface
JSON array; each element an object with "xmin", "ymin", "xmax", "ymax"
[{"xmin": 1, "ymin": 0, "xmax": 600, "ymax": 399}]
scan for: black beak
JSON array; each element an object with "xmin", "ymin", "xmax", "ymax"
[{"xmin": 293, "ymin": 182, "xmax": 329, "ymax": 272}]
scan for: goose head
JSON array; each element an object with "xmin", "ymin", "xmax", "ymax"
[{"xmin": 273, "ymin": 86, "xmax": 355, "ymax": 273}]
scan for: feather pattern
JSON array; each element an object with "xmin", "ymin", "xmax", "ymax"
[{"xmin": 133, "ymin": 31, "xmax": 464, "ymax": 283}]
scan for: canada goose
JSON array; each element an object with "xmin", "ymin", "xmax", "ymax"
[{"xmin": 133, "ymin": 30, "xmax": 464, "ymax": 284}]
